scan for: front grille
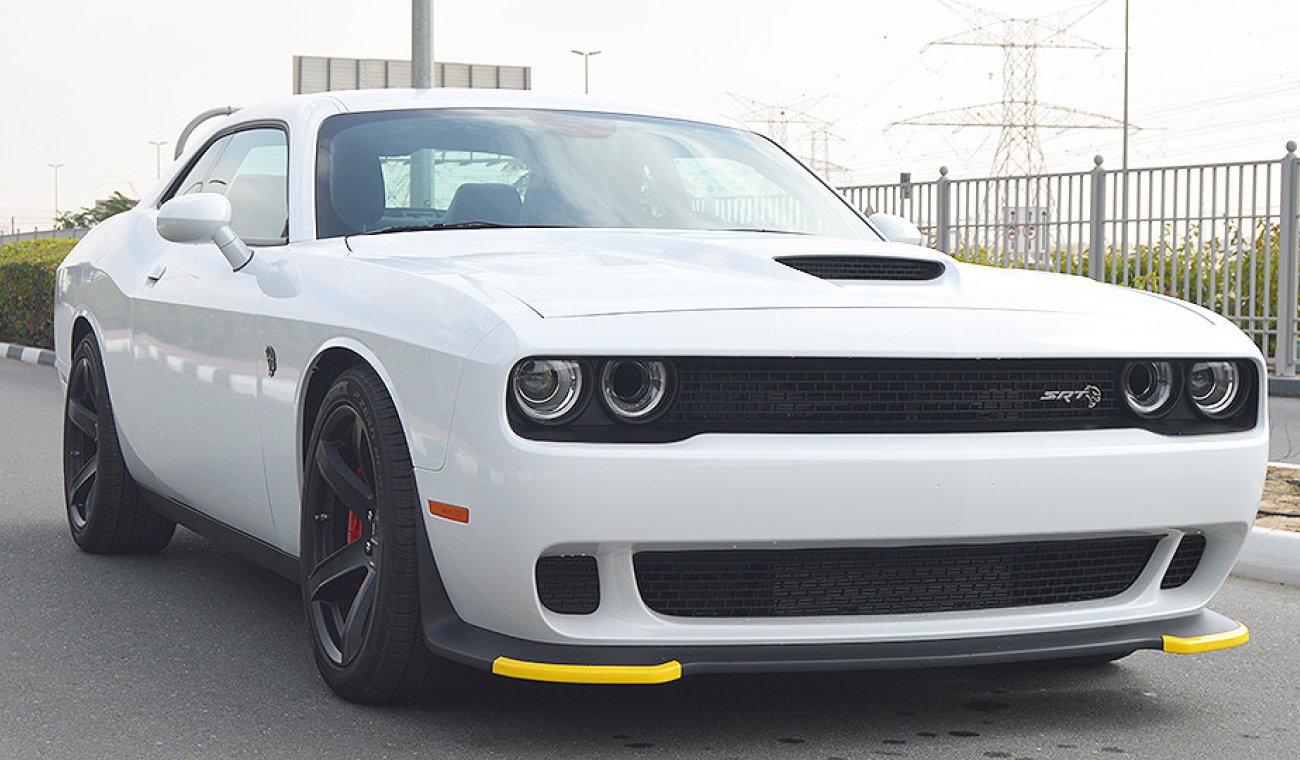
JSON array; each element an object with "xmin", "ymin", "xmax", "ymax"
[
  {"xmin": 1160, "ymin": 533, "xmax": 1207, "ymax": 589},
  {"xmin": 777, "ymin": 256, "xmax": 945, "ymax": 281},
  {"xmin": 536, "ymin": 555, "xmax": 600, "ymax": 614},
  {"xmin": 634, "ymin": 537, "xmax": 1159, "ymax": 617},
  {"xmin": 509, "ymin": 357, "xmax": 1257, "ymax": 442},
  {"xmin": 661, "ymin": 358, "xmax": 1121, "ymax": 434}
]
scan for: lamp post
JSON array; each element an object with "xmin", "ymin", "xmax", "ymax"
[
  {"xmin": 149, "ymin": 140, "xmax": 168, "ymax": 179},
  {"xmin": 48, "ymin": 163, "xmax": 64, "ymax": 223},
  {"xmin": 570, "ymin": 49, "xmax": 601, "ymax": 95},
  {"xmin": 1122, "ymin": 0, "xmax": 1130, "ymax": 175},
  {"xmin": 413, "ymin": 0, "xmax": 434, "ymax": 88}
]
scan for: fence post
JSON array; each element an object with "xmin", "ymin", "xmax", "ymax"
[
  {"xmin": 1088, "ymin": 155, "xmax": 1106, "ymax": 281},
  {"xmin": 935, "ymin": 166, "xmax": 951, "ymax": 253},
  {"xmin": 1279, "ymin": 141, "xmax": 1299, "ymax": 376}
]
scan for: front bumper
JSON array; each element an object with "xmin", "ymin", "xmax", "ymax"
[
  {"xmin": 415, "ymin": 523, "xmax": 1249, "ymax": 683},
  {"xmin": 412, "ymin": 347, "xmax": 1267, "ymax": 679}
]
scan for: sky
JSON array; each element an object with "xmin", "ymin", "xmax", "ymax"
[{"xmin": 1, "ymin": 0, "xmax": 1297, "ymax": 230}]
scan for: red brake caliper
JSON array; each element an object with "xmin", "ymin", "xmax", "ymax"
[{"xmin": 346, "ymin": 466, "xmax": 364, "ymax": 543}]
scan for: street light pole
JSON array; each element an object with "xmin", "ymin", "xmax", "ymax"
[
  {"xmin": 570, "ymin": 49, "xmax": 602, "ymax": 95},
  {"xmin": 1122, "ymin": 0, "xmax": 1129, "ymax": 175},
  {"xmin": 412, "ymin": 0, "xmax": 434, "ymax": 88},
  {"xmin": 149, "ymin": 140, "xmax": 168, "ymax": 179},
  {"xmin": 48, "ymin": 163, "xmax": 64, "ymax": 223}
]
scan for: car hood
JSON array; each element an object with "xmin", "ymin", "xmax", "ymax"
[{"xmin": 344, "ymin": 229, "xmax": 1215, "ymax": 328}]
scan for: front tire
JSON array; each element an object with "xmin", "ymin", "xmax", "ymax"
[
  {"xmin": 301, "ymin": 365, "xmax": 469, "ymax": 703},
  {"xmin": 63, "ymin": 334, "xmax": 175, "ymax": 554}
]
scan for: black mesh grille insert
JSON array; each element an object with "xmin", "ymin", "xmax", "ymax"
[
  {"xmin": 634, "ymin": 537, "xmax": 1159, "ymax": 617},
  {"xmin": 536, "ymin": 555, "xmax": 600, "ymax": 614},
  {"xmin": 1160, "ymin": 534, "xmax": 1207, "ymax": 589},
  {"xmin": 661, "ymin": 358, "xmax": 1121, "ymax": 434},
  {"xmin": 777, "ymin": 256, "xmax": 945, "ymax": 281}
]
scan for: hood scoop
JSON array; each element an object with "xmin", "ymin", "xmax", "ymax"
[{"xmin": 776, "ymin": 255, "xmax": 945, "ymax": 281}]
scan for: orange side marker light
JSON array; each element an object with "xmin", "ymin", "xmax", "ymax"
[{"xmin": 428, "ymin": 500, "xmax": 470, "ymax": 524}]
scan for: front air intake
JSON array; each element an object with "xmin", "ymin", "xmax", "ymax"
[
  {"xmin": 1160, "ymin": 533, "xmax": 1207, "ymax": 589},
  {"xmin": 536, "ymin": 555, "xmax": 600, "ymax": 614},
  {"xmin": 634, "ymin": 537, "xmax": 1159, "ymax": 617},
  {"xmin": 776, "ymin": 256, "xmax": 944, "ymax": 281}
]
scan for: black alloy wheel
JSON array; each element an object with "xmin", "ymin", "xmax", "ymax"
[
  {"xmin": 301, "ymin": 365, "xmax": 470, "ymax": 703},
  {"xmin": 65, "ymin": 346, "xmax": 102, "ymax": 533},
  {"xmin": 305, "ymin": 401, "xmax": 380, "ymax": 667},
  {"xmin": 63, "ymin": 334, "xmax": 175, "ymax": 553}
]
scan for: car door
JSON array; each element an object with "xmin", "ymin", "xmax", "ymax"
[{"xmin": 128, "ymin": 126, "xmax": 288, "ymax": 539}]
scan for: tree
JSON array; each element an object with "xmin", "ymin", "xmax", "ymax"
[{"xmin": 55, "ymin": 191, "xmax": 137, "ymax": 229}]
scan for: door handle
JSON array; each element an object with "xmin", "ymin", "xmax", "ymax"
[{"xmin": 145, "ymin": 264, "xmax": 167, "ymax": 283}]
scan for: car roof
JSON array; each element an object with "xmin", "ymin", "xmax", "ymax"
[{"xmin": 233, "ymin": 88, "xmax": 749, "ymax": 131}]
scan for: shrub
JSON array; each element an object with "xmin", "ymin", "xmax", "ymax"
[{"xmin": 0, "ymin": 238, "xmax": 78, "ymax": 349}]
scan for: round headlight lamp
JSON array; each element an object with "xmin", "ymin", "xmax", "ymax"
[
  {"xmin": 1187, "ymin": 361, "xmax": 1240, "ymax": 418},
  {"xmin": 1122, "ymin": 360, "xmax": 1175, "ymax": 417},
  {"xmin": 599, "ymin": 359, "xmax": 670, "ymax": 422},
  {"xmin": 512, "ymin": 359, "xmax": 584, "ymax": 423}
]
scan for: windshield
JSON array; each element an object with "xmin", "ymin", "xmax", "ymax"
[{"xmin": 315, "ymin": 108, "xmax": 876, "ymax": 240}]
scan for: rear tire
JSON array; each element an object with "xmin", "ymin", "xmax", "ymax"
[
  {"xmin": 301, "ymin": 365, "xmax": 471, "ymax": 704},
  {"xmin": 63, "ymin": 334, "xmax": 175, "ymax": 554}
]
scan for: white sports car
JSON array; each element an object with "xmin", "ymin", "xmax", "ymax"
[{"xmin": 55, "ymin": 89, "xmax": 1264, "ymax": 703}]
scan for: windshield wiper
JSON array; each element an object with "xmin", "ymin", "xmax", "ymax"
[
  {"xmin": 361, "ymin": 221, "xmax": 561, "ymax": 235},
  {"xmin": 708, "ymin": 227, "xmax": 809, "ymax": 235}
]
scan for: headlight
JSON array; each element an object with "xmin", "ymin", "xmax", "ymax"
[
  {"xmin": 599, "ymin": 359, "xmax": 671, "ymax": 422},
  {"xmin": 1187, "ymin": 361, "xmax": 1241, "ymax": 417},
  {"xmin": 1122, "ymin": 360, "xmax": 1175, "ymax": 416},
  {"xmin": 511, "ymin": 359, "xmax": 584, "ymax": 423}
]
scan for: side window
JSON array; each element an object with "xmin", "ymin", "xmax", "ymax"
[
  {"xmin": 166, "ymin": 128, "xmax": 288, "ymax": 245},
  {"xmin": 206, "ymin": 129, "xmax": 289, "ymax": 245},
  {"xmin": 172, "ymin": 136, "xmax": 232, "ymax": 197}
]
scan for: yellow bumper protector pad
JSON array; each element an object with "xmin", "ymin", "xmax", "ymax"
[
  {"xmin": 1162, "ymin": 621, "xmax": 1249, "ymax": 654},
  {"xmin": 491, "ymin": 657, "xmax": 682, "ymax": 684}
]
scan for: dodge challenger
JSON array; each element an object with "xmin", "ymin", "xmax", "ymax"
[{"xmin": 54, "ymin": 89, "xmax": 1263, "ymax": 703}]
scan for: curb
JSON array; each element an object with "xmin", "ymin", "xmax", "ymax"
[
  {"xmin": 1269, "ymin": 376, "xmax": 1300, "ymax": 398},
  {"xmin": 0, "ymin": 341, "xmax": 54, "ymax": 367},
  {"xmin": 1233, "ymin": 526, "xmax": 1300, "ymax": 586}
]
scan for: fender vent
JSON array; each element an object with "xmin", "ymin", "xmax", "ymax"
[{"xmin": 776, "ymin": 255, "xmax": 944, "ymax": 281}]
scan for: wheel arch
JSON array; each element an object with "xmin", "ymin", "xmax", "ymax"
[
  {"xmin": 298, "ymin": 340, "xmax": 419, "ymax": 474},
  {"xmin": 70, "ymin": 314, "xmax": 96, "ymax": 351},
  {"xmin": 65, "ymin": 310, "xmax": 107, "ymax": 389}
]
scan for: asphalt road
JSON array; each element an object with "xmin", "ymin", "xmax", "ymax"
[{"xmin": 3, "ymin": 357, "xmax": 1300, "ymax": 759}]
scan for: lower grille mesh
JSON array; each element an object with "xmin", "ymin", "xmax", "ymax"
[
  {"xmin": 536, "ymin": 555, "xmax": 600, "ymax": 614},
  {"xmin": 1160, "ymin": 534, "xmax": 1207, "ymax": 589},
  {"xmin": 634, "ymin": 537, "xmax": 1159, "ymax": 618}
]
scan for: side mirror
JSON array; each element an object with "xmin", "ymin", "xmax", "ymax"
[
  {"xmin": 157, "ymin": 193, "xmax": 253, "ymax": 271},
  {"xmin": 868, "ymin": 212, "xmax": 925, "ymax": 247}
]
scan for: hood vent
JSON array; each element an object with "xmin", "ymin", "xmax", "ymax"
[{"xmin": 776, "ymin": 255, "xmax": 944, "ymax": 281}]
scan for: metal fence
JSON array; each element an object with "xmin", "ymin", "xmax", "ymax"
[
  {"xmin": 0, "ymin": 228, "xmax": 87, "ymax": 246},
  {"xmin": 840, "ymin": 143, "xmax": 1300, "ymax": 375}
]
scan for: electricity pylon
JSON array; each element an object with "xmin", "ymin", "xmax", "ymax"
[
  {"xmin": 893, "ymin": 0, "xmax": 1127, "ymax": 181},
  {"xmin": 730, "ymin": 93, "xmax": 852, "ymax": 182}
]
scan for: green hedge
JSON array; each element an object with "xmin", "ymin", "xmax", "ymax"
[{"xmin": 0, "ymin": 238, "xmax": 78, "ymax": 349}]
